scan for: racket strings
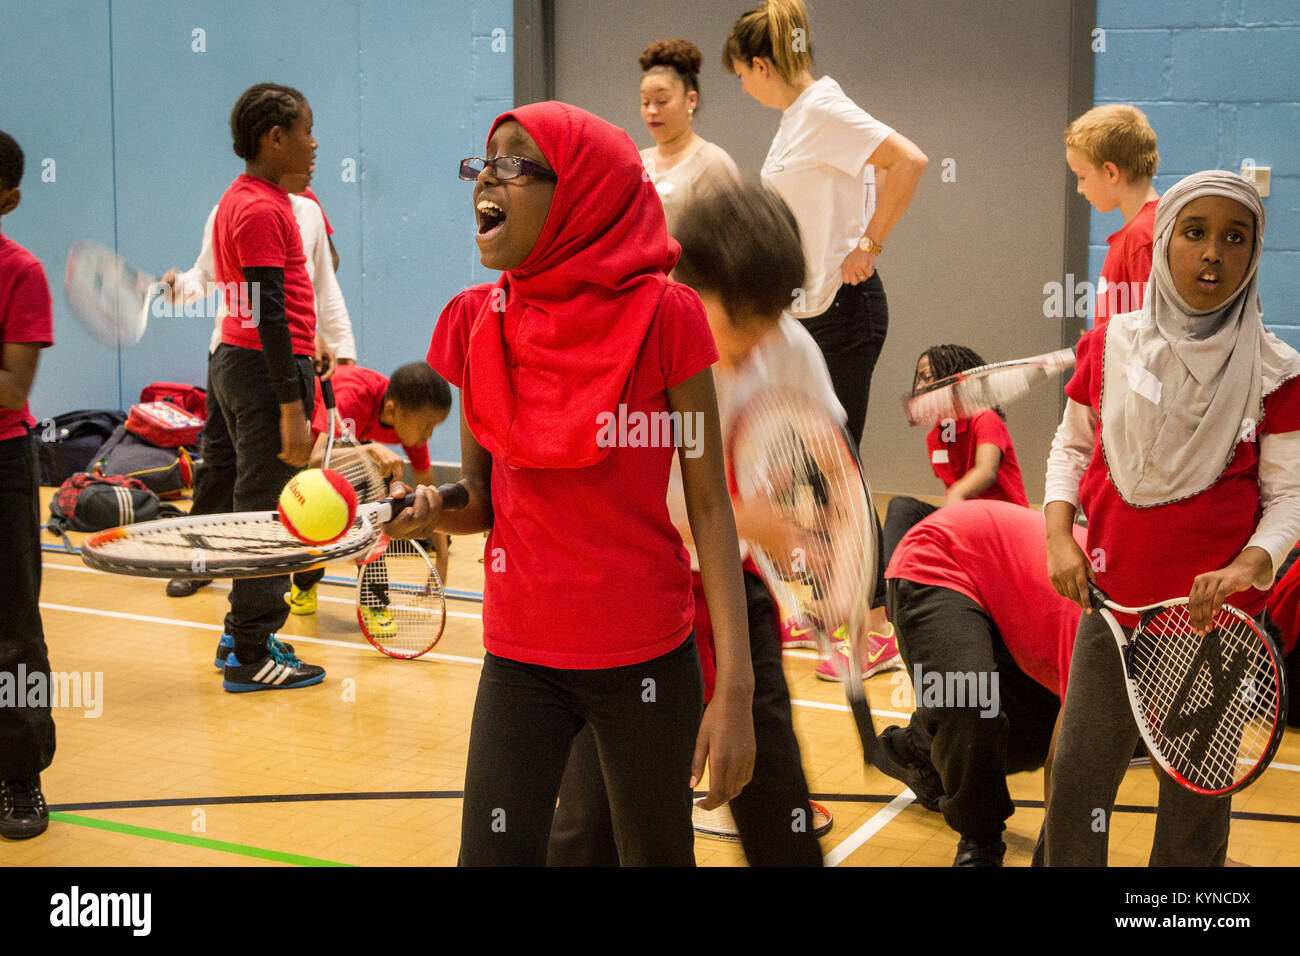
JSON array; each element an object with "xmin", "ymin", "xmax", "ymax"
[
  {"xmin": 326, "ymin": 440, "xmax": 388, "ymax": 504},
  {"xmin": 357, "ymin": 538, "xmax": 445, "ymax": 658},
  {"xmin": 904, "ymin": 350, "xmax": 1075, "ymax": 426},
  {"xmin": 1129, "ymin": 607, "xmax": 1279, "ymax": 791}
]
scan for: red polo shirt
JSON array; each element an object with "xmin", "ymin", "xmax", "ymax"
[
  {"xmin": 309, "ymin": 364, "xmax": 432, "ymax": 472},
  {"xmin": 0, "ymin": 230, "xmax": 54, "ymax": 442},
  {"xmin": 925, "ymin": 409, "xmax": 1028, "ymax": 506}
]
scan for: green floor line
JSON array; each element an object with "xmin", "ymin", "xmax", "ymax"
[{"xmin": 50, "ymin": 812, "xmax": 354, "ymax": 867}]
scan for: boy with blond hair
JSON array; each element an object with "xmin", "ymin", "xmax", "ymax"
[{"xmin": 1065, "ymin": 104, "xmax": 1160, "ymax": 327}]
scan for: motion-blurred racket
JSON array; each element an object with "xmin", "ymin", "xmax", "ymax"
[
  {"xmin": 320, "ymin": 378, "xmax": 389, "ymax": 504},
  {"xmin": 81, "ymin": 484, "xmax": 468, "ymax": 579},
  {"xmin": 691, "ymin": 798, "xmax": 832, "ymax": 842},
  {"xmin": 1089, "ymin": 583, "xmax": 1287, "ymax": 795},
  {"xmin": 728, "ymin": 387, "xmax": 881, "ymax": 764},
  {"xmin": 903, "ymin": 347, "xmax": 1075, "ymax": 426},
  {"xmin": 64, "ymin": 240, "xmax": 161, "ymax": 348},
  {"xmin": 355, "ymin": 536, "xmax": 446, "ymax": 658}
]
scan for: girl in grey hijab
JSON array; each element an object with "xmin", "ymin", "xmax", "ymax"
[{"xmin": 1040, "ymin": 170, "xmax": 1300, "ymax": 866}]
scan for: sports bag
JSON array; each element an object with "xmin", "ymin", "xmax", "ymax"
[
  {"xmin": 46, "ymin": 473, "xmax": 182, "ymax": 540},
  {"xmin": 32, "ymin": 409, "xmax": 126, "ymax": 486},
  {"xmin": 93, "ymin": 424, "xmax": 195, "ymax": 499},
  {"xmin": 125, "ymin": 401, "xmax": 204, "ymax": 448},
  {"xmin": 139, "ymin": 381, "xmax": 207, "ymax": 420}
]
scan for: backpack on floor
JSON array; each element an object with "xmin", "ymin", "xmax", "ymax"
[
  {"xmin": 31, "ymin": 409, "xmax": 127, "ymax": 486},
  {"xmin": 92, "ymin": 424, "xmax": 195, "ymax": 499},
  {"xmin": 46, "ymin": 473, "xmax": 182, "ymax": 544},
  {"xmin": 126, "ymin": 400, "xmax": 204, "ymax": 448},
  {"xmin": 139, "ymin": 381, "xmax": 207, "ymax": 420}
]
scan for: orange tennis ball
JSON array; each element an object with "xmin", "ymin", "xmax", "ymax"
[{"xmin": 278, "ymin": 469, "xmax": 358, "ymax": 545}]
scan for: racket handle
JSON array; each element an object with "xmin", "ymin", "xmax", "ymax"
[
  {"xmin": 379, "ymin": 483, "xmax": 469, "ymax": 521},
  {"xmin": 1086, "ymin": 582, "xmax": 1110, "ymax": 611},
  {"xmin": 320, "ymin": 377, "xmax": 336, "ymax": 414}
]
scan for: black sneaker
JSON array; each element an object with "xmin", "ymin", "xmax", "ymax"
[
  {"xmin": 954, "ymin": 836, "xmax": 1005, "ymax": 867},
  {"xmin": 167, "ymin": 578, "xmax": 212, "ymax": 597},
  {"xmin": 873, "ymin": 725, "xmax": 944, "ymax": 812},
  {"xmin": 222, "ymin": 643, "xmax": 325, "ymax": 693},
  {"xmin": 0, "ymin": 776, "xmax": 49, "ymax": 839},
  {"xmin": 213, "ymin": 634, "xmax": 296, "ymax": 669}
]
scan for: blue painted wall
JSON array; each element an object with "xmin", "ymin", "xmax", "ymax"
[
  {"xmin": 1, "ymin": 0, "xmax": 512, "ymax": 464},
  {"xmin": 1092, "ymin": 0, "xmax": 1300, "ymax": 351}
]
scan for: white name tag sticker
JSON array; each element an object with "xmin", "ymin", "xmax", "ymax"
[
  {"xmin": 931, "ymin": 449, "xmax": 950, "ymax": 464},
  {"xmin": 1126, "ymin": 361, "xmax": 1163, "ymax": 405}
]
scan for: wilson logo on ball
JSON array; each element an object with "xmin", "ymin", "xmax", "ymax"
[{"xmin": 278, "ymin": 469, "xmax": 358, "ymax": 545}]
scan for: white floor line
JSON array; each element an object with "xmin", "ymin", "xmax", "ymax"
[
  {"xmin": 41, "ymin": 561, "xmax": 483, "ymax": 620},
  {"xmin": 38, "ymin": 602, "xmax": 485, "ymax": 666},
  {"xmin": 790, "ymin": 698, "xmax": 911, "ymax": 721},
  {"xmin": 823, "ymin": 791, "xmax": 915, "ymax": 867}
]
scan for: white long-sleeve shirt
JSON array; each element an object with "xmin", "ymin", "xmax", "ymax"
[{"xmin": 172, "ymin": 196, "xmax": 356, "ymax": 360}]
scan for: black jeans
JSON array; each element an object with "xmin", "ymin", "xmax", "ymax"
[
  {"xmin": 887, "ymin": 578, "xmax": 1059, "ymax": 842},
  {"xmin": 460, "ymin": 634, "xmax": 704, "ymax": 866},
  {"xmin": 547, "ymin": 573, "xmax": 822, "ymax": 867},
  {"xmin": 208, "ymin": 344, "xmax": 315, "ymax": 659},
  {"xmin": 801, "ymin": 273, "xmax": 889, "ymax": 450},
  {"xmin": 190, "ymin": 353, "xmax": 236, "ymax": 519},
  {"xmin": 0, "ymin": 434, "xmax": 56, "ymax": 778}
]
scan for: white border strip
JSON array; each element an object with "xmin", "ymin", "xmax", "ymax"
[{"xmin": 823, "ymin": 791, "xmax": 915, "ymax": 866}]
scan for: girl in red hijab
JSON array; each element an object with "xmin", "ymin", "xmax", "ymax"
[{"xmin": 390, "ymin": 102, "xmax": 755, "ymax": 865}]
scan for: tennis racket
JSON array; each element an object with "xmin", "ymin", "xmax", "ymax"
[
  {"xmin": 64, "ymin": 240, "xmax": 161, "ymax": 348},
  {"xmin": 320, "ymin": 378, "xmax": 389, "ymax": 504},
  {"xmin": 691, "ymin": 798, "xmax": 833, "ymax": 843},
  {"xmin": 1088, "ymin": 583, "xmax": 1288, "ymax": 795},
  {"xmin": 728, "ymin": 387, "xmax": 881, "ymax": 764},
  {"xmin": 903, "ymin": 347, "xmax": 1076, "ymax": 426},
  {"xmin": 81, "ymin": 483, "xmax": 468, "ymax": 580},
  {"xmin": 355, "ymin": 536, "xmax": 446, "ymax": 658}
]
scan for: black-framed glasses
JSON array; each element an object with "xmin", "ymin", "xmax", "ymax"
[{"xmin": 459, "ymin": 156, "xmax": 557, "ymax": 182}]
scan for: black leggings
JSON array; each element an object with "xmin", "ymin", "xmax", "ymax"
[
  {"xmin": 547, "ymin": 573, "xmax": 823, "ymax": 867},
  {"xmin": 459, "ymin": 634, "xmax": 704, "ymax": 866}
]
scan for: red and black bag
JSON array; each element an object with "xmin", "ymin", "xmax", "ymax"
[
  {"xmin": 46, "ymin": 473, "xmax": 182, "ymax": 541},
  {"xmin": 125, "ymin": 401, "xmax": 204, "ymax": 448}
]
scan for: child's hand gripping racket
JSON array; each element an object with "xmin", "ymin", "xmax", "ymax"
[
  {"xmin": 1087, "ymin": 582, "xmax": 1288, "ymax": 795},
  {"xmin": 728, "ymin": 387, "xmax": 882, "ymax": 765}
]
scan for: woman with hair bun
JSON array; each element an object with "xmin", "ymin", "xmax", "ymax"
[
  {"xmin": 639, "ymin": 38, "xmax": 740, "ymax": 235},
  {"xmin": 725, "ymin": 0, "xmax": 928, "ymax": 448}
]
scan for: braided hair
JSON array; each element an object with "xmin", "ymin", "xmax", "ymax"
[
  {"xmin": 229, "ymin": 83, "xmax": 307, "ymax": 160},
  {"xmin": 916, "ymin": 344, "xmax": 1006, "ymax": 419}
]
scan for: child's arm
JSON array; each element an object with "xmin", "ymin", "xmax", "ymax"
[
  {"xmin": 670, "ymin": 368, "xmax": 755, "ymax": 809},
  {"xmin": 0, "ymin": 342, "xmax": 41, "ymax": 410},
  {"xmin": 1044, "ymin": 399, "xmax": 1096, "ymax": 609},
  {"xmin": 943, "ymin": 443, "xmax": 1002, "ymax": 504},
  {"xmin": 385, "ymin": 406, "xmax": 493, "ymax": 537},
  {"xmin": 1188, "ymin": 429, "xmax": 1300, "ymax": 632}
]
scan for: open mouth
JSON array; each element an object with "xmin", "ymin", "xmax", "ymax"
[
  {"xmin": 1197, "ymin": 271, "xmax": 1220, "ymax": 292},
  {"xmin": 476, "ymin": 199, "xmax": 506, "ymax": 240}
]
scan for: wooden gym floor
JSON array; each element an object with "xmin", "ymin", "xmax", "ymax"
[{"xmin": 7, "ymin": 488, "xmax": 1300, "ymax": 867}]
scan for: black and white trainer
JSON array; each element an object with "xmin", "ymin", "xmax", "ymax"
[{"xmin": 222, "ymin": 643, "xmax": 325, "ymax": 693}]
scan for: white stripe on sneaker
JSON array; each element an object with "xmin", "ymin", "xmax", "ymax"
[{"xmin": 253, "ymin": 659, "xmax": 278, "ymax": 682}]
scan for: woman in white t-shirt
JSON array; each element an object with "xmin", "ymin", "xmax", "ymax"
[
  {"xmin": 638, "ymin": 38, "xmax": 740, "ymax": 236},
  {"xmin": 724, "ymin": 0, "xmax": 927, "ymax": 448}
]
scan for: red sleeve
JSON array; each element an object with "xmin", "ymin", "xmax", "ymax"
[
  {"xmin": 404, "ymin": 443, "xmax": 432, "ymax": 471},
  {"xmin": 1064, "ymin": 327, "xmax": 1101, "ymax": 409},
  {"xmin": 1263, "ymin": 374, "xmax": 1300, "ymax": 435},
  {"xmin": 1124, "ymin": 239, "xmax": 1154, "ymax": 310},
  {"xmin": 1267, "ymin": 550, "xmax": 1300, "ymax": 656},
  {"xmin": 657, "ymin": 282, "xmax": 719, "ymax": 389},
  {"xmin": 3, "ymin": 258, "xmax": 54, "ymax": 347},
  {"xmin": 427, "ymin": 286, "xmax": 493, "ymax": 388},
  {"xmin": 969, "ymin": 409, "xmax": 1014, "ymax": 454},
  {"xmin": 301, "ymin": 187, "xmax": 333, "ymax": 236},
  {"xmin": 231, "ymin": 200, "xmax": 291, "ymax": 269}
]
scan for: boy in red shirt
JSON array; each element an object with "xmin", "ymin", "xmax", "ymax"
[
  {"xmin": 208, "ymin": 83, "xmax": 333, "ymax": 692},
  {"xmin": 0, "ymin": 130, "xmax": 56, "ymax": 837},
  {"xmin": 876, "ymin": 500, "xmax": 1084, "ymax": 866},
  {"xmin": 1064, "ymin": 104, "xmax": 1160, "ymax": 328}
]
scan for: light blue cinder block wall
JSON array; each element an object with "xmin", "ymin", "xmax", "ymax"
[
  {"xmin": 1091, "ymin": 0, "xmax": 1300, "ymax": 351},
  {"xmin": 1, "ymin": 0, "xmax": 513, "ymax": 464}
]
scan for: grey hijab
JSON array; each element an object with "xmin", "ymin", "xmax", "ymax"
[{"xmin": 1100, "ymin": 170, "xmax": 1300, "ymax": 506}]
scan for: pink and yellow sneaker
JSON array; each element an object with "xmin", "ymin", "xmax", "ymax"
[
  {"xmin": 779, "ymin": 605, "xmax": 823, "ymax": 650},
  {"xmin": 814, "ymin": 623, "xmax": 903, "ymax": 681}
]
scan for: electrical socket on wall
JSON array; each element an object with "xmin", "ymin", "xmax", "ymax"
[{"xmin": 1240, "ymin": 161, "xmax": 1271, "ymax": 197}]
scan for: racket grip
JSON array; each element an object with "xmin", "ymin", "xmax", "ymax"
[
  {"xmin": 320, "ymin": 376, "xmax": 336, "ymax": 412},
  {"xmin": 1086, "ymin": 582, "xmax": 1109, "ymax": 611},
  {"xmin": 380, "ymin": 483, "xmax": 469, "ymax": 522}
]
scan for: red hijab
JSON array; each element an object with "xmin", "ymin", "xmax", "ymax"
[{"xmin": 462, "ymin": 102, "xmax": 680, "ymax": 468}]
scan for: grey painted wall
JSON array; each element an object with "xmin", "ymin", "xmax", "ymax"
[{"xmin": 552, "ymin": 0, "xmax": 1087, "ymax": 502}]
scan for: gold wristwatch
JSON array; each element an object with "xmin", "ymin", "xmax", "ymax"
[{"xmin": 858, "ymin": 236, "xmax": 883, "ymax": 255}]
